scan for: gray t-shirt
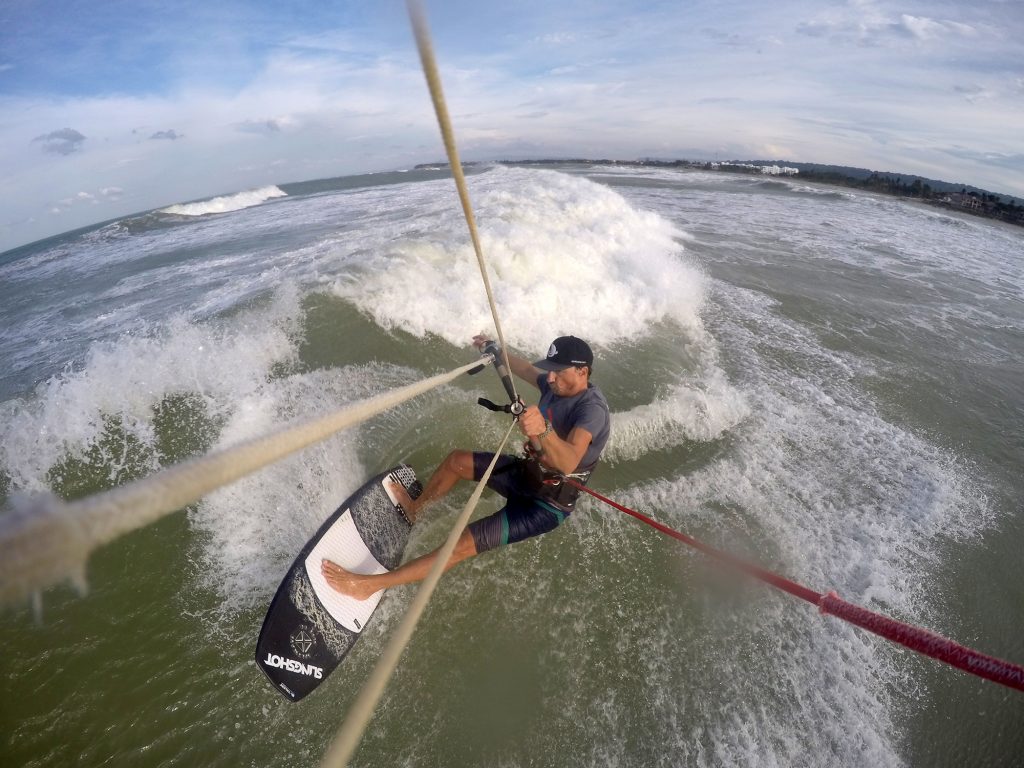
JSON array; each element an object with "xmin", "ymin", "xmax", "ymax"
[{"xmin": 536, "ymin": 375, "xmax": 611, "ymax": 473}]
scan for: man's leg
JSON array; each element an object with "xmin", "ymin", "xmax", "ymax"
[
  {"xmin": 390, "ymin": 449, "xmax": 475, "ymax": 522},
  {"xmin": 321, "ymin": 528, "xmax": 478, "ymax": 600},
  {"xmin": 321, "ymin": 494, "xmax": 567, "ymax": 601}
]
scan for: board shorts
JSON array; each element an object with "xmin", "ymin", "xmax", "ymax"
[{"xmin": 466, "ymin": 452, "xmax": 571, "ymax": 554}]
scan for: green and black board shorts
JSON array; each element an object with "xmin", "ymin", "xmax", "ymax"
[{"xmin": 466, "ymin": 452, "xmax": 571, "ymax": 553}]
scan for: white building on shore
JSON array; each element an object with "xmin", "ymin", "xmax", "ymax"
[{"xmin": 713, "ymin": 162, "xmax": 799, "ymax": 175}]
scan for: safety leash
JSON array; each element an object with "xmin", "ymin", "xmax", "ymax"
[{"xmin": 567, "ymin": 479, "xmax": 1024, "ymax": 693}]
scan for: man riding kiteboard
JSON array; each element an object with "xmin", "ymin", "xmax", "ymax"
[{"xmin": 322, "ymin": 334, "xmax": 611, "ymax": 600}]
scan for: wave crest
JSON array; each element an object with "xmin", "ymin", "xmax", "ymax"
[
  {"xmin": 161, "ymin": 186, "xmax": 287, "ymax": 217},
  {"xmin": 329, "ymin": 167, "xmax": 706, "ymax": 355}
]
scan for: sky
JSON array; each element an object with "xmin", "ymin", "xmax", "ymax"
[{"xmin": 1, "ymin": 0, "xmax": 1022, "ymax": 252}]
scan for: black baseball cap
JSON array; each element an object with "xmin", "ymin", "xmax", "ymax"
[{"xmin": 533, "ymin": 336, "xmax": 594, "ymax": 371}]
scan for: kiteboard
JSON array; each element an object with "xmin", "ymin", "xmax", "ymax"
[{"xmin": 255, "ymin": 465, "xmax": 420, "ymax": 702}]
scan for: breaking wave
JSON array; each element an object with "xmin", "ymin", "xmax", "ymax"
[{"xmin": 161, "ymin": 186, "xmax": 287, "ymax": 216}]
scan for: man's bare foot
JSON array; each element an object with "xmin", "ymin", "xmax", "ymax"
[
  {"xmin": 387, "ymin": 479, "xmax": 419, "ymax": 522},
  {"xmin": 321, "ymin": 559, "xmax": 382, "ymax": 601}
]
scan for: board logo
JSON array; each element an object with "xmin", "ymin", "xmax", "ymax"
[
  {"xmin": 263, "ymin": 653, "xmax": 324, "ymax": 679},
  {"xmin": 289, "ymin": 625, "xmax": 317, "ymax": 658}
]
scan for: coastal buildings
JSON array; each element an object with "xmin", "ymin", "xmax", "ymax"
[{"xmin": 708, "ymin": 162, "xmax": 799, "ymax": 175}]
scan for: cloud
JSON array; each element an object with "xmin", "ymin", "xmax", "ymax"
[
  {"xmin": 32, "ymin": 128, "xmax": 86, "ymax": 155},
  {"xmin": 55, "ymin": 192, "xmax": 96, "ymax": 208},
  {"xmin": 794, "ymin": 20, "xmax": 829, "ymax": 38},
  {"xmin": 796, "ymin": 8, "xmax": 979, "ymax": 47},
  {"xmin": 954, "ymin": 85, "xmax": 995, "ymax": 103},
  {"xmin": 48, "ymin": 187, "xmax": 122, "ymax": 213},
  {"xmin": 235, "ymin": 117, "xmax": 296, "ymax": 135},
  {"xmin": 149, "ymin": 129, "xmax": 183, "ymax": 140},
  {"xmin": 701, "ymin": 28, "xmax": 744, "ymax": 47},
  {"xmin": 898, "ymin": 15, "xmax": 976, "ymax": 41},
  {"xmin": 533, "ymin": 32, "xmax": 576, "ymax": 46},
  {"xmin": 939, "ymin": 146, "xmax": 1024, "ymax": 170}
]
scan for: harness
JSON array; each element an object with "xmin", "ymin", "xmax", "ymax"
[
  {"xmin": 490, "ymin": 443, "xmax": 591, "ymax": 509},
  {"xmin": 521, "ymin": 455, "xmax": 591, "ymax": 508}
]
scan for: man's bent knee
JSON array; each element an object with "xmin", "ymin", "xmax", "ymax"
[
  {"xmin": 442, "ymin": 449, "xmax": 475, "ymax": 479},
  {"xmin": 454, "ymin": 528, "xmax": 478, "ymax": 560}
]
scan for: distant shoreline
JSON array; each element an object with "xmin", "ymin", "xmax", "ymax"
[{"xmin": 416, "ymin": 158, "xmax": 1024, "ymax": 229}]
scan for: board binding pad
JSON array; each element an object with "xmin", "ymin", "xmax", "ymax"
[{"xmin": 255, "ymin": 465, "xmax": 420, "ymax": 702}]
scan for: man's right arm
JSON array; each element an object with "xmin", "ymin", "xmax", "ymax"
[{"xmin": 472, "ymin": 335, "xmax": 542, "ymax": 390}]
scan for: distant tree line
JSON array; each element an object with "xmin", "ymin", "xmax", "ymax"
[
  {"xmin": 497, "ymin": 158, "xmax": 1024, "ymax": 228},
  {"xmin": 795, "ymin": 169, "xmax": 1024, "ymax": 227}
]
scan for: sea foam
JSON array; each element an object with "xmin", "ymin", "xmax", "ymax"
[
  {"xmin": 0, "ymin": 287, "xmax": 304, "ymax": 495},
  {"xmin": 327, "ymin": 166, "xmax": 706, "ymax": 355},
  {"xmin": 606, "ymin": 368, "xmax": 750, "ymax": 462},
  {"xmin": 577, "ymin": 278, "xmax": 989, "ymax": 768}
]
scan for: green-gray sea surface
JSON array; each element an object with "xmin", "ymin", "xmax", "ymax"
[{"xmin": 2, "ymin": 164, "xmax": 1022, "ymax": 767}]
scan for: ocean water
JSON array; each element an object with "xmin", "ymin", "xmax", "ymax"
[{"xmin": 1, "ymin": 163, "xmax": 1022, "ymax": 767}]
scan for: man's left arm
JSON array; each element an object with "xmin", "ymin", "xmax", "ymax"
[{"xmin": 519, "ymin": 406, "xmax": 591, "ymax": 474}]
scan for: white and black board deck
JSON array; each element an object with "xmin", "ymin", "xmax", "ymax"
[{"xmin": 255, "ymin": 465, "xmax": 420, "ymax": 702}]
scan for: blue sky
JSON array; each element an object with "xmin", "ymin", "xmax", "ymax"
[{"xmin": 2, "ymin": 0, "xmax": 1022, "ymax": 251}]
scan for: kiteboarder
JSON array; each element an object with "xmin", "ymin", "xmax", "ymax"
[{"xmin": 322, "ymin": 334, "xmax": 611, "ymax": 599}]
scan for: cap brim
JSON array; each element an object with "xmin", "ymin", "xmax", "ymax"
[{"xmin": 533, "ymin": 359, "xmax": 573, "ymax": 372}]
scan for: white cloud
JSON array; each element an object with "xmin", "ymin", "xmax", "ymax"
[
  {"xmin": 898, "ymin": 14, "xmax": 977, "ymax": 41},
  {"xmin": 797, "ymin": 3, "xmax": 982, "ymax": 47},
  {"xmin": 955, "ymin": 84, "xmax": 995, "ymax": 103},
  {"xmin": 534, "ymin": 32, "xmax": 577, "ymax": 46}
]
